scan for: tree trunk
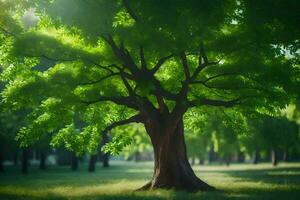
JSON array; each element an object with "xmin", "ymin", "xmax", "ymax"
[
  {"xmin": 225, "ymin": 156, "xmax": 231, "ymax": 166},
  {"xmin": 21, "ymin": 148, "xmax": 29, "ymax": 174},
  {"xmin": 283, "ymin": 151, "xmax": 288, "ymax": 162},
  {"xmin": 139, "ymin": 119, "xmax": 215, "ymax": 192},
  {"xmin": 71, "ymin": 153, "xmax": 78, "ymax": 171},
  {"xmin": 252, "ymin": 150, "xmax": 259, "ymax": 164},
  {"xmin": 208, "ymin": 144, "xmax": 214, "ymax": 164},
  {"xmin": 271, "ymin": 149, "xmax": 278, "ymax": 166},
  {"xmin": 134, "ymin": 151, "xmax": 141, "ymax": 162},
  {"xmin": 88, "ymin": 154, "xmax": 97, "ymax": 172},
  {"xmin": 13, "ymin": 151, "xmax": 19, "ymax": 166},
  {"xmin": 199, "ymin": 158, "xmax": 205, "ymax": 165},
  {"xmin": 191, "ymin": 157, "xmax": 195, "ymax": 165},
  {"xmin": 0, "ymin": 149, "xmax": 4, "ymax": 172},
  {"xmin": 39, "ymin": 152, "xmax": 46, "ymax": 170},
  {"xmin": 102, "ymin": 153, "xmax": 109, "ymax": 168},
  {"xmin": 237, "ymin": 151, "xmax": 245, "ymax": 163}
]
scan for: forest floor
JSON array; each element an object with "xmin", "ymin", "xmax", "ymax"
[{"xmin": 0, "ymin": 161, "xmax": 300, "ymax": 200}]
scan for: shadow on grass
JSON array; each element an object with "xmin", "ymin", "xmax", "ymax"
[
  {"xmin": 1, "ymin": 163, "xmax": 300, "ymax": 200},
  {"xmin": 1, "ymin": 188, "xmax": 300, "ymax": 200},
  {"xmin": 0, "ymin": 193, "xmax": 163, "ymax": 200},
  {"xmin": 205, "ymin": 166, "xmax": 300, "ymax": 185}
]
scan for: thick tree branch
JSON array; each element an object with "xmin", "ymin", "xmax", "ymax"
[
  {"xmin": 173, "ymin": 52, "xmax": 192, "ymax": 112},
  {"xmin": 102, "ymin": 114, "xmax": 143, "ymax": 133},
  {"xmin": 122, "ymin": 0, "xmax": 139, "ymax": 22},
  {"xmin": 190, "ymin": 44, "xmax": 220, "ymax": 80},
  {"xmin": 150, "ymin": 54, "xmax": 174, "ymax": 74},
  {"xmin": 139, "ymin": 46, "xmax": 147, "ymax": 69},
  {"xmin": 151, "ymin": 78, "xmax": 178, "ymax": 100},
  {"xmin": 166, "ymin": 103, "xmax": 187, "ymax": 135},
  {"xmin": 179, "ymin": 52, "xmax": 190, "ymax": 81},
  {"xmin": 120, "ymin": 71, "xmax": 136, "ymax": 97},
  {"xmin": 200, "ymin": 43, "xmax": 209, "ymax": 64},
  {"xmin": 190, "ymin": 61, "xmax": 220, "ymax": 81},
  {"xmin": 154, "ymin": 91, "xmax": 169, "ymax": 114},
  {"xmin": 102, "ymin": 35, "xmax": 139, "ymax": 75},
  {"xmin": 117, "ymin": 68, "xmax": 159, "ymax": 117}
]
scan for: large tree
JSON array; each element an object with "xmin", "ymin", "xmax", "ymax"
[{"xmin": 1, "ymin": 0, "xmax": 299, "ymax": 191}]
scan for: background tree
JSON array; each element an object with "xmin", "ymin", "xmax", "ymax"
[
  {"xmin": 0, "ymin": 0, "xmax": 299, "ymax": 191},
  {"xmin": 115, "ymin": 124, "xmax": 152, "ymax": 162},
  {"xmin": 88, "ymin": 153, "xmax": 98, "ymax": 172},
  {"xmin": 239, "ymin": 118, "xmax": 266, "ymax": 164},
  {"xmin": 259, "ymin": 116, "xmax": 299, "ymax": 166},
  {"xmin": 0, "ymin": 89, "xmax": 26, "ymax": 172},
  {"xmin": 185, "ymin": 110, "xmax": 210, "ymax": 165},
  {"xmin": 186, "ymin": 132, "xmax": 209, "ymax": 165},
  {"xmin": 33, "ymin": 135, "xmax": 51, "ymax": 170}
]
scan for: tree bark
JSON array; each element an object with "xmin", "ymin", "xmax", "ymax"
[
  {"xmin": 39, "ymin": 152, "xmax": 46, "ymax": 170},
  {"xmin": 139, "ymin": 119, "xmax": 215, "ymax": 192},
  {"xmin": 71, "ymin": 153, "xmax": 78, "ymax": 171},
  {"xmin": 21, "ymin": 148, "xmax": 29, "ymax": 174},
  {"xmin": 271, "ymin": 149, "xmax": 278, "ymax": 166},
  {"xmin": 88, "ymin": 154, "xmax": 97, "ymax": 172}
]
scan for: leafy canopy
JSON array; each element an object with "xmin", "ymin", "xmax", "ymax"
[{"xmin": 0, "ymin": 0, "xmax": 299, "ymax": 154}]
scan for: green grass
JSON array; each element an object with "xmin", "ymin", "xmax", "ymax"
[{"xmin": 0, "ymin": 161, "xmax": 300, "ymax": 200}]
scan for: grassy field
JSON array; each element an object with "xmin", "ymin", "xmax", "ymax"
[{"xmin": 0, "ymin": 161, "xmax": 300, "ymax": 200}]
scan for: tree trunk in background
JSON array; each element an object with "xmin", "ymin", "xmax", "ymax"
[
  {"xmin": 225, "ymin": 156, "xmax": 231, "ymax": 166},
  {"xmin": 139, "ymin": 119, "xmax": 215, "ymax": 192},
  {"xmin": 88, "ymin": 154, "xmax": 97, "ymax": 172},
  {"xmin": 134, "ymin": 151, "xmax": 141, "ymax": 162},
  {"xmin": 0, "ymin": 149, "xmax": 4, "ymax": 172},
  {"xmin": 271, "ymin": 150, "xmax": 278, "ymax": 166},
  {"xmin": 283, "ymin": 151, "xmax": 288, "ymax": 162},
  {"xmin": 71, "ymin": 153, "xmax": 78, "ymax": 171},
  {"xmin": 39, "ymin": 152, "xmax": 46, "ymax": 170},
  {"xmin": 237, "ymin": 151, "xmax": 245, "ymax": 163},
  {"xmin": 191, "ymin": 157, "xmax": 195, "ymax": 165},
  {"xmin": 102, "ymin": 153, "xmax": 109, "ymax": 168},
  {"xmin": 21, "ymin": 148, "xmax": 29, "ymax": 174},
  {"xmin": 13, "ymin": 151, "xmax": 19, "ymax": 166},
  {"xmin": 208, "ymin": 144, "xmax": 214, "ymax": 164},
  {"xmin": 199, "ymin": 158, "xmax": 205, "ymax": 165},
  {"xmin": 252, "ymin": 150, "xmax": 259, "ymax": 164}
]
